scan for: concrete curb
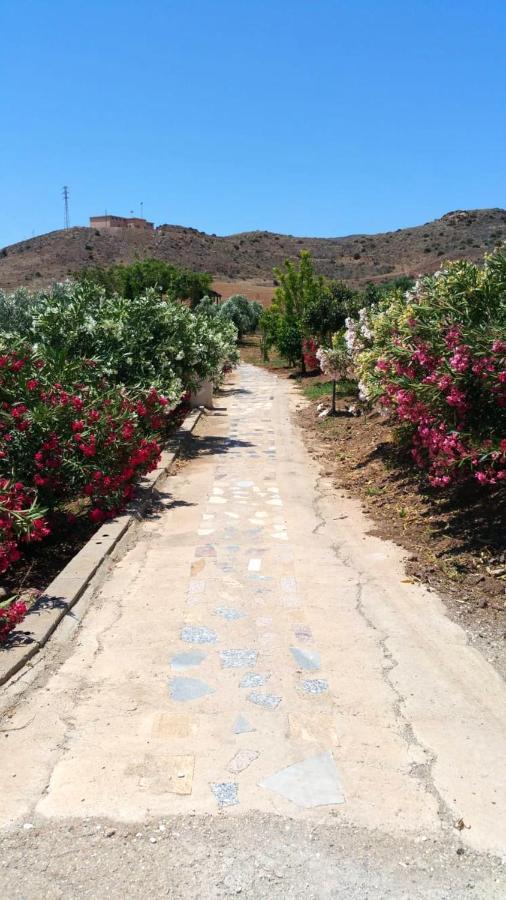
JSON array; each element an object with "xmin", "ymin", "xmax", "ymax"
[{"xmin": 0, "ymin": 408, "xmax": 203, "ymax": 687}]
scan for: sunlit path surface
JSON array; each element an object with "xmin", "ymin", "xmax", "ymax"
[{"xmin": 1, "ymin": 364, "xmax": 506, "ymax": 898}]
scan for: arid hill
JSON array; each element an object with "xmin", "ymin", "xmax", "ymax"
[{"xmin": 1, "ymin": 208, "xmax": 505, "ymax": 298}]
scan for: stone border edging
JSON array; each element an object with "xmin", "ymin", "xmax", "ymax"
[{"xmin": 0, "ymin": 408, "xmax": 203, "ymax": 687}]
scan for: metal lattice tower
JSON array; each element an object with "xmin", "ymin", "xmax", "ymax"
[{"xmin": 62, "ymin": 185, "xmax": 70, "ymax": 230}]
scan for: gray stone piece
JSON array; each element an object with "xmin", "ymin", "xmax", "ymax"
[
  {"xmin": 214, "ymin": 607, "xmax": 246, "ymax": 621},
  {"xmin": 170, "ymin": 650, "xmax": 206, "ymax": 671},
  {"xmin": 301, "ymin": 678, "xmax": 328, "ymax": 695},
  {"xmin": 290, "ymin": 646, "xmax": 321, "ymax": 671},
  {"xmin": 220, "ymin": 649, "xmax": 258, "ymax": 669},
  {"xmin": 239, "ymin": 672, "xmax": 268, "ymax": 688},
  {"xmin": 168, "ymin": 676, "xmax": 215, "ymax": 702},
  {"xmin": 232, "ymin": 714, "xmax": 256, "ymax": 734},
  {"xmin": 181, "ymin": 625, "xmax": 218, "ymax": 644},
  {"xmin": 211, "ymin": 782, "xmax": 239, "ymax": 807},
  {"xmin": 259, "ymin": 751, "xmax": 345, "ymax": 808},
  {"xmin": 247, "ymin": 691, "xmax": 281, "ymax": 710}
]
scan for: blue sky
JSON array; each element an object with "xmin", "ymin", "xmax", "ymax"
[{"xmin": 1, "ymin": 0, "xmax": 505, "ymax": 247}]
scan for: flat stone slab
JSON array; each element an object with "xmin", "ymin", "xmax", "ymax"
[
  {"xmin": 259, "ymin": 751, "xmax": 345, "ymax": 808},
  {"xmin": 181, "ymin": 625, "xmax": 218, "ymax": 644},
  {"xmin": 247, "ymin": 691, "xmax": 281, "ymax": 710},
  {"xmin": 227, "ymin": 750, "xmax": 259, "ymax": 774},
  {"xmin": 211, "ymin": 782, "xmax": 239, "ymax": 807},
  {"xmin": 290, "ymin": 646, "xmax": 321, "ymax": 671},
  {"xmin": 232, "ymin": 714, "xmax": 256, "ymax": 734},
  {"xmin": 220, "ymin": 649, "xmax": 258, "ymax": 669},
  {"xmin": 139, "ymin": 754, "xmax": 195, "ymax": 795},
  {"xmin": 170, "ymin": 651, "xmax": 206, "ymax": 671},
  {"xmin": 168, "ymin": 677, "xmax": 215, "ymax": 702}
]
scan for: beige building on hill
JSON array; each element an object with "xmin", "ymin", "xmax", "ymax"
[{"xmin": 89, "ymin": 215, "xmax": 154, "ymax": 231}]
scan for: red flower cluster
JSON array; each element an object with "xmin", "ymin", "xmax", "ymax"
[
  {"xmin": 0, "ymin": 599, "xmax": 29, "ymax": 643},
  {"xmin": 0, "ymin": 478, "xmax": 50, "ymax": 575},
  {"xmin": 302, "ymin": 337, "xmax": 320, "ymax": 372},
  {"xmin": 0, "ymin": 346, "xmax": 189, "ymax": 638},
  {"xmin": 375, "ymin": 323, "xmax": 506, "ymax": 487}
]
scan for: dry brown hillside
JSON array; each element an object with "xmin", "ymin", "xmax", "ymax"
[{"xmin": 1, "ymin": 208, "xmax": 505, "ymax": 295}]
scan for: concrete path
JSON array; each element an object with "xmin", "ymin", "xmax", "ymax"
[{"xmin": 2, "ymin": 364, "xmax": 506, "ymax": 898}]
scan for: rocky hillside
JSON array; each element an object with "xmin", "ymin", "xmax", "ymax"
[{"xmin": 1, "ymin": 208, "xmax": 505, "ymax": 293}]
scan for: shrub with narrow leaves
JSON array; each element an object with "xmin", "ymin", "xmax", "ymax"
[{"xmin": 350, "ymin": 250, "xmax": 506, "ymax": 487}]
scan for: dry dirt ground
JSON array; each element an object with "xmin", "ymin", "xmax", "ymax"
[
  {"xmin": 1, "ymin": 365, "xmax": 506, "ymax": 898},
  {"xmin": 211, "ymin": 279, "xmax": 275, "ymax": 306},
  {"xmin": 1, "ymin": 208, "xmax": 506, "ymax": 291}
]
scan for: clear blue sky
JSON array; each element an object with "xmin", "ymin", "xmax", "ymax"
[{"xmin": 1, "ymin": 0, "xmax": 505, "ymax": 248}]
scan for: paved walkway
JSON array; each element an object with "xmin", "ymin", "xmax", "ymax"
[{"xmin": 2, "ymin": 364, "xmax": 506, "ymax": 897}]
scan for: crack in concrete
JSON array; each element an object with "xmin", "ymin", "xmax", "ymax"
[{"xmin": 311, "ymin": 472, "xmax": 456, "ymax": 830}]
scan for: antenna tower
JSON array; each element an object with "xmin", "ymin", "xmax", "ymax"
[{"xmin": 62, "ymin": 185, "xmax": 70, "ymax": 230}]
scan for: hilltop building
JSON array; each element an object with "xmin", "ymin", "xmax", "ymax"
[{"xmin": 89, "ymin": 215, "xmax": 154, "ymax": 231}]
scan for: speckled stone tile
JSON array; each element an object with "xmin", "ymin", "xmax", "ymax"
[
  {"xmin": 181, "ymin": 625, "xmax": 218, "ymax": 644},
  {"xmin": 247, "ymin": 691, "xmax": 282, "ymax": 710},
  {"xmin": 239, "ymin": 672, "xmax": 269, "ymax": 688},
  {"xmin": 300, "ymin": 678, "xmax": 328, "ymax": 695},
  {"xmin": 211, "ymin": 782, "xmax": 239, "ymax": 807},
  {"xmin": 214, "ymin": 607, "xmax": 246, "ymax": 621},
  {"xmin": 220, "ymin": 649, "xmax": 258, "ymax": 668}
]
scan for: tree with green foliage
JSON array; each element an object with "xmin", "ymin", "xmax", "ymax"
[
  {"xmin": 76, "ymin": 259, "xmax": 212, "ymax": 306},
  {"xmin": 196, "ymin": 293, "xmax": 262, "ymax": 340},
  {"xmin": 303, "ymin": 280, "xmax": 358, "ymax": 344},
  {"xmin": 358, "ymin": 275, "xmax": 415, "ymax": 308},
  {"xmin": 218, "ymin": 294, "xmax": 263, "ymax": 339},
  {"xmin": 267, "ymin": 251, "xmax": 325, "ymax": 370}
]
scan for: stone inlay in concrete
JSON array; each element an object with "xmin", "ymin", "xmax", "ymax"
[
  {"xmin": 239, "ymin": 672, "xmax": 269, "ymax": 688},
  {"xmin": 170, "ymin": 650, "xmax": 206, "ymax": 671},
  {"xmin": 247, "ymin": 691, "xmax": 282, "ymax": 710},
  {"xmin": 168, "ymin": 677, "xmax": 215, "ymax": 702},
  {"xmin": 259, "ymin": 752, "xmax": 345, "ymax": 808},
  {"xmin": 211, "ymin": 783, "xmax": 239, "ymax": 807},
  {"xmin": 220, "ymin": 649, "xmax": 258, "ymax": 668},
  {"xmin": 195, "ymin": 545, "xmax": 216, "ymax": 558},
  {"xmin": 290, "ymin": 646, "xmax": 321, "ymax": 671},
  {"xmin": 227, "ymin": 749, "xmax": 259, "ymax": 774},
  {"xmin": 301, "ymin": 678, "xmax": 329, "ymax": 694},
  {"xmin": 139, "ymin": 754, "xmax": 195, "ymax": 796},
  {"xmin": 232, "ymin": 714, "xmax": 256, "ymax": 734},
  {"xmin": 293, "ymin": 624, "xmax": 313, "ymax": 643},
  {"xmin": 181, "ymin": 625, "xmax": 218, "ymax": 644},
  {"xmin": 214, "ymin": 607, "xmax": 246, "ymax": 621}
]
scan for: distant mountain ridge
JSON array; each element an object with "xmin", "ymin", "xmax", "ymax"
[{"xmin": 1, "ymin": 208, "xmax": 505, "ymax": 293}]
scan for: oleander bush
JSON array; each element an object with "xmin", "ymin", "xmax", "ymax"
[
  {"xmin": 347, "ymin": 249, "xmax": 506, "ymax": 487},
  {"xmin": 0, "ymin": 280, "xmax": 239, "ymax": 639}
]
